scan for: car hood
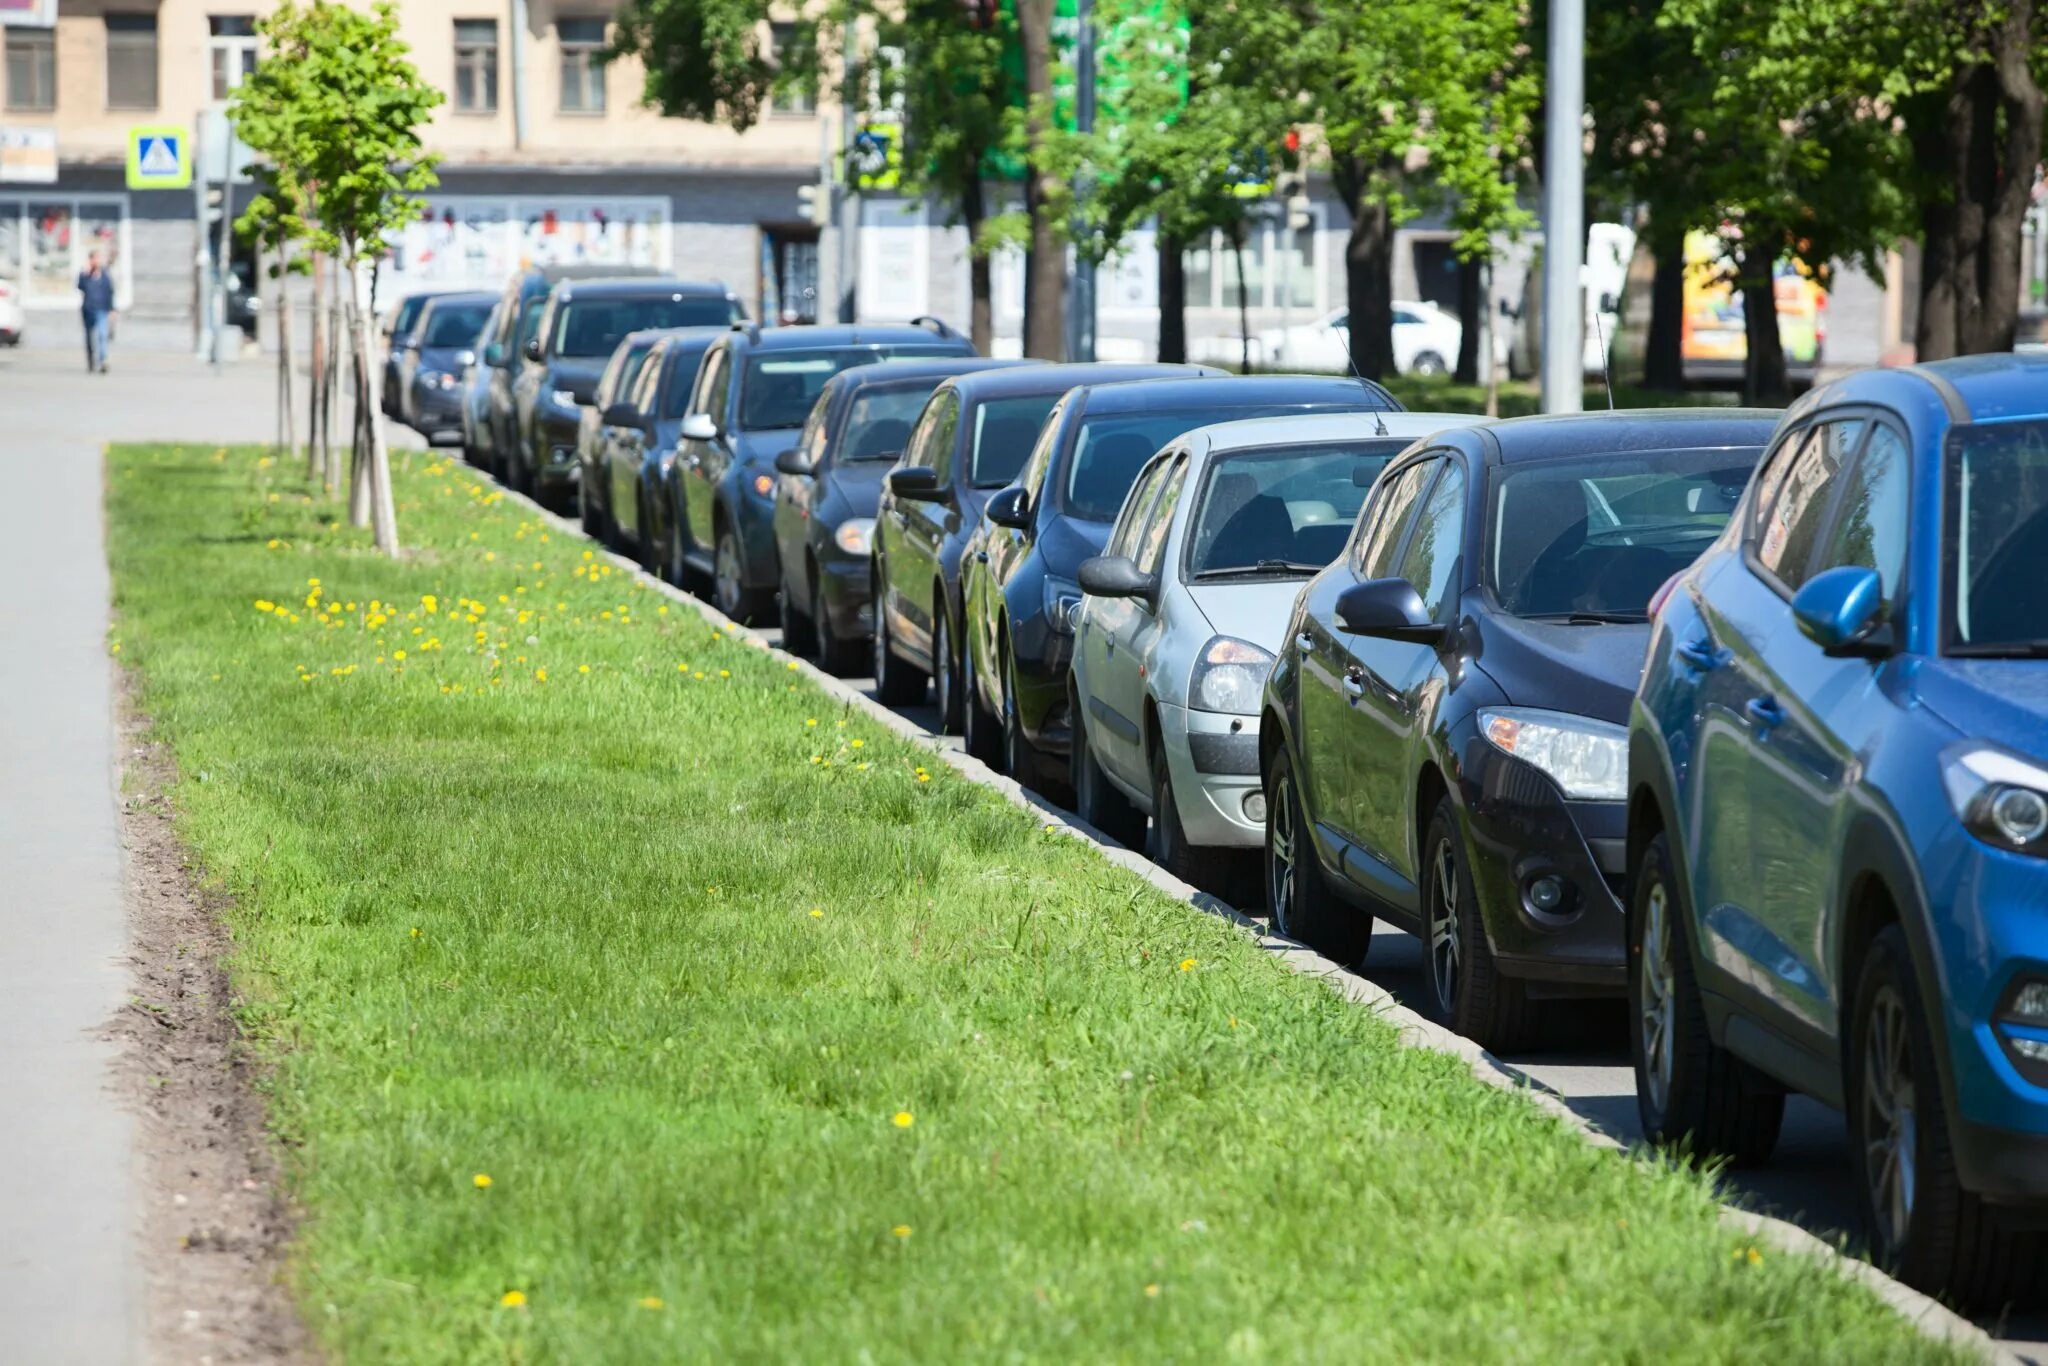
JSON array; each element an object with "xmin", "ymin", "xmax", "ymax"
[
  {"xmin": 825, "ymin": 460, "xmax": 889, "ymax": 518},
  {"xmin": 1469, "ymin": 612, "xmax": 1651, "ymax": 724},
  {"xmin": 735, "ymin": 429, "xmax": 801, "ymax": 467},
  {"xmin": 1185, "ymin": 579, "xmax": 1311, "ymax": 655},
  {"xmin": 417, "ymin": 345, "xmax": 476, "ymax": 374},
  {"xmin": 548, "ymin": 358, "xmax": 608, "ymax": 404},
  {"xmin": 1914, "ymin": 657, "xmax": 2048, "ymax": 756},
  {"xmin": 1039, "ymin": 515, "xmax": 1114, "ymax": 578}
]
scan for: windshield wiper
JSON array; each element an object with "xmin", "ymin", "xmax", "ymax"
[
  {"xmin": 1524, "ymin": 610, "xmax": 1649, "ymax": 625},
  {"xmin": 1194, "ymin": 559, "xmax": 1323, "ymax": 580}
]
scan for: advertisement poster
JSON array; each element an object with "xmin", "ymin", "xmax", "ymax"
[
  {"xmin": 1681, "ymin": 230, "xmax": 1825, "ymax": 366},
  {"xmin": 383, "ymin": 197, "xmax": 671, "ymax": 300}
]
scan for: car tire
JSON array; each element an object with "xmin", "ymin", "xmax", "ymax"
[
  {"xmin": 1000, "ymin": 645, "xmax": 1050, "ymax": 789},
  {"xmin": 779, "ymin": 566, "xmax": 818, "ymax": 656},
  {"xmin": 1422, "ymin": 798, "xmax": 1540, "ymax": 1052},
  {"xmin": 1409, "ymin": 351, "xmax": 1448, "ymax": 377},
  {"xmin": 1263, "ymin": 748, "xmax": 1372, "ymax": 965},
  {"xmin": 933, "ymin": 608, "xmax": 968, "ymax": 735},
  {"xmin": 1072, "ymin": 698, "xmax": 1146, "ymax": 848},
  {"xmin": 1630, "ymin": 830, "xmax": 1784, "ymax": 1164},
  {"xmin": 871, "ymin": 582, "xmax": 927, "ymax": 705},
  {"xmin": 635, "ymin": 490, "xmax": 662, "ymax": 576},
  {"xmin": 580, "ymin": 475, "xmax": 605, "ymax": 540},
  {"xmin": 961, "ymin": 628, "xmax": 1002, "ymax": 766},
  {"xmin": 1848, "ymin": 926, "xmax": 2048, "ymax": 1310},
  {"xmin": 1152, "ymin": 741, "xmax": 1231, "ymax": 894},
  {"xmin": 713, "ymin": 518, "xmax": 771, "ymax": 624}
]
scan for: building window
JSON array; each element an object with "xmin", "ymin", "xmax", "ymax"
[
  {"xmin": 453, "ymin": 19, "xmax": 498, "ymax": 113},
  {"xmin": 5, "ymin": 28, "xmax": 56, "ymax": 112},
  {"xmin": 557, "ymin": 18, "xmax": 606, "ymax": 114},
  {"xmin": 106, "ymin": 15, "xmax": 160, "ymax": 111},
  {"xmin": 769, "ymin": 23, "xmax": 815, "ymax": 116},
  {"xmin": 209, "ymin": 16, "xmax": 259, "ymax": 101}
]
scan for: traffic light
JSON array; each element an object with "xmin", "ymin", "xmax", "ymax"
[{"xmin": 797, "ymin": 181, "xmax": 830, "ymax": 228}]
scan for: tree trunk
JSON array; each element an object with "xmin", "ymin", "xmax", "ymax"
[
  {"xmin": 275, "ymin": 243, "xmax": 295, "ymax": 465},
  {"xmin": 324, "ymin": 270, "xmax": 343, "ymax": 493},
  {"xmin": 961, "ymin": 173, "xmax": 994, "ymax": 356},
  {"xmin": 1739, "ymin": 247, "xmax": 1788, "ymax": 406},
  {"xmin": 1156, "ymin": 231, "xmax": 1186, "ymax": 363},
  {"xmin": 1965, "ymin": 9, "xmax": 2044, "ymax": 354},
  {"xmin": 1337, "ymin": 163, "xmax": 1396, "ymax": 381},
  {"xmin": 1481, "ymin": 259, "xmax": 1500, "ymax": 418},
  {"xmin": 1018, "ymin": 0, "xmax": 1065, "ymax": 359},
  {"xmin": 347, "ymin": 255, "xmax": 399, "ymax": 553},
  {"xmin": 1230, "ymin": 223, "xmax": 1253, "ymax": 373},
  {"xmin": 1454, "ymin": 255, "xmax": 1483, "ymax": 384},
  {"xmin": 307, "ymin": 249, "xmax": 326, "ymax": 481},
  {"xmin": 1643, "ymin": 236, "xmax": 1686, "ymax": 391}
]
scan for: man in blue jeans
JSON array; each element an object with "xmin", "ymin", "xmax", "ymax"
[{"xmin": 77, "ymin": 251, "xmax": 115, "ymax": 373}]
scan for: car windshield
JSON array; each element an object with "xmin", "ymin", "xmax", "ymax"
[
  {"xmin": 1488, "ymin": 448, "xmax": 1760, "ymax": 619},
  {"xmin": 1186, "ymin": 440, "xmax": 1411, "ymax": 578},
  {"xmin": 739, "ymin": 348, "xmax": 952, "ymax": 430},
  {"xmin": 515, "ymin": 296, "xmax": 547, "ymax": 351},
  {"xmin": 392, "ymin": 295, "xmax": 430, "ymax": 338},
  {"xmin": 421, "ymin": 303, "xmax": 491, "ymax": 348},
  {"xmin": 660, "ymin": 345, "xmax": 713, "ymax": 418},
  {"xmin": 1062, "ymin": 403, "xmax": 1364, "ymax": 521},
  {"xmin": 613, "ymin": 345, "xmax": 656, "ymax": 403},
  {"xmin": 970, "ymin": 395, "xmax": 1063, "ymax": 487},
  {"xmin": 842, "ymin": 381, "xmax": 947, "ymax": 460},
  {"xmin": 1948, "ymin": 418, "xmax": 2048, "ymax": 654},
  {"xmin": 551, "ymin": 294, "xmax": 733, "ymax": 357}
]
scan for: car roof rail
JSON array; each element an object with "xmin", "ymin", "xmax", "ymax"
[
  {"xmin": 909, "ymin": 314, "xmax": 961, "ymax": 341},
  {"xmin": 730, "ymin": 319, "xmax": 762, "ymax": 342}
]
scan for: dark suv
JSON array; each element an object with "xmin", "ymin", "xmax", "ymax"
[
  {"xmin": 664, "ymin": 320, "xmax": 976, "ymax": 622},
  {"xmin": 960, "ymin": 375, "xmax": 1399, "ymax": 790},
  {"xmin": 513, "ymin": 279, "xmax": 742, "ymax": 507}
]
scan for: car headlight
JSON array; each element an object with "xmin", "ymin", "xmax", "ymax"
[
  {"xmin": 550, "ymin": 388, "xmax": 578, "ymax": 410},
  {"xmin": 1942, "ymin": 743, "xmax": 2048, "ymax": 856},
  {"xmin": 1479, "ymin": 707, "xmax": 1627, "ymax": 801},
  {"xmin": 1044, "ymin": 575, "xmax": 1082, "ymax": 635},
  {"xmin": 421, "ymin": 370, "xmax": 457, "ymax": 390},
  {"xmin": 1190, "ymin": 636, "xmax": 1275, "ymax": 714},
  {"xmin": 750, "ymin": 473, "xmax": 776, "ymax": 499},
  {"xmin": 835, "ymin": 517, "xmax": 875, "ymax": 556}
]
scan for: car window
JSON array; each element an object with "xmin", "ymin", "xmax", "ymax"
[
  {"xmin": 1062, "ymin": 402, "xmax": 1372, "ymax": 521},
  {"xmin": 551, "ymin": 294, "xmax": 731, "ymax": 358},
  {"xmin": 690, "ymin": 347, "xmax": 730, "ymax": 424},
  {"xmin": 1392, "ymin": 307, "xmax": 1420, "ymax": 326},
  {"xmin": 421, "ymin": 302, "xmax": 492, "ymax": 348},
  {"xmin": 595, "ymin": 345, "xmax": 630, "ymax": 406},
  {"xmin": 1815, "ymin": 423, "xmax": 1910, "ymax": 607},
  {"xmin": 1109, "ymin": 457, "xmax": 1171, "ymax": 560},
  {"xmin": 630, "ymin": 345, "xmax": 665, "ymax": 413},
  {"xmin": 923, "ymin": 393, "xmax": 963, "ymax": 483},
  {"xmin": 1756, "ymin": 418, "xmax": 1866, "ymax": 588},
  {"xmin": 1397, "ymin": 460, "xmax": 1467, "ymax": 619},
  {"xmin": 393, "ymin": 295, "xmax": 429, "ymax": 338},
  {"xmin": 514, "ymin": 296, "xmax": 547, "ymax": 353},
  {"xmin": 1018, "ymin": 404, "xmax": 1065, "ymax": 500},
  {"xmin": 613, "ymin": 346, "xmax": 654, "ymax": 411},
  {"xmin": 660, "ymin": 343, "xmax": 711, "ymax": 418},
  {"xmin": 1134, "ymin": 456, "xmax": 1189, "ymax": 576},
  {"xmin": 1947, "ymin": 417, "xmax": 2048, "ymax": 652},
  {"xmin": 793, "ymin": 394, "xmax": 831, "ymax": 468},
  {"xmin": 739, "ymin": 351, "xmax": 879, "ymax": 430},
  {"xmin": 1358, "ymin": 459, "xmax": 1436, "ymax": 579},
  {"xmin": 847, "ymin": 383, "xmax": 944, "ymax": 464},
  {"xmin": 1186, "ymin": 440, "xmax": 1408, "ymax": 578},
  {"xmin": 969, "ymin": 394, "xmax": 1064, "ymax": 487}
]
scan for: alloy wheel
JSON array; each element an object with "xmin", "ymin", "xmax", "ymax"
[
  {"xmin": 1267, "ymin": 772, "xmax": 1297, "ymax": 935},
  {"xmin": 1427, "ymin": 837, "xmax": 1462, "ymax": 1016},
  {"xmin": 1862, "ymin": 985, "xmax": 1919, "ymax": 1256},
  {"xmin": 715, "ymin": 530, "xmax": 743, "ymax": 617},
  {"xmin": 1639, "ymin": 881, "xmax": 1677, "ymax": 1114}
]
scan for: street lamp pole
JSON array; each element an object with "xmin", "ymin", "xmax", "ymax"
[
  {"xmin": 1065, "ymin": 0, "xmax": 1097, "ymax": 362},
  {"xmin": 1540, "ymin": 0, "xmax": 1585, "ymax": 414}
]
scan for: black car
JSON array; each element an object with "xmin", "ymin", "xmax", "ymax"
[
  {"xmin": 575, "ymin": 329, "xmax": 670, "ymax": 546},
  {"xmin": 381, "ymin": 289, "xmax": 457, "ymax": 417},
  {"xmin": 512, "ymin": 279, "xmax": 742, "ymax": 508},
  {"xmin": 1257, "ymin": 409, "xmax": 1773, "ymax": 1050},
  {"xmin": 871, "ymin": 363, "xmax": 1207, "ymax": 734},
  {"xmin": 960, "ymin": 374, "xmax": 1398, "ymax": 789},
  {"xmin": 775, "ymin": 357, "xmax": 1034, "ymax": 674},
  {"xmin": 476, "ymin": 264, "xmax": 670, "ymax": 478},
  {"xmin": 396, "ymin": 291, "xmax": 496, "ymax": 442},
  {"xmin": 591, "ymin": 327, "xmax": 725, "ymax": 568},
  {"xmin": 664, "ymin": 320, "xmax": 977, "ymax": 623}
]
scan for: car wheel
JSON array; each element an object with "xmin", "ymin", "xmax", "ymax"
[
  {"xmin": 635, "ymin": 491, "xmax": 662, "ymax": 575},
  {"xmin": 1629, "ymin": 831, "xmax": 1784, "ymax": 1164},
  {"xmin": 1422, "ymin": 798, "xmax": 1539, "ymax": 1052},
  {"xmin": 871, "ymin": 582, "xmax": 927, "ymax": 705},
  {"xmin": 812, "ymin": 564, "xmax": 862, "ymax": 676},
  {"xmin": 1263, "ymin": 748, "xmax": 1371, "ymax": 964},
  {"xmin": 713, "ymin": 519, "xmax": 770, "ymax": 624},
  {"xmin": 961, "ymin": 627, "xmax": 1002, "ymax": 766},
  {"xmin": 779, "ymin": 566, "xmax": 818, "ymax": 656},
  {"xmin": 1001, "ymin": 646, "xmax": 1050, "ymax": 789},
  {"xmin": 1152, "ymin": 740, "xmax": 1232, "ymax": 894},
  {"xmin": 1848, "ymin": 926, "xmax": 2048, "ymax": 1308},
  {"xmin": 1409, "ymin": 350, "xmax": 1448, "ymax": 377},
  {"xmin": 1072, "ymin": 697, "xmax": 1145, "ymax": 848},
  {"xmin": 580, "ymin": 475, "xmax": 603, "ymax": 538},
  {"xmin": 933, "ymin": 608, "xmax": 966, "ymax": 735}
]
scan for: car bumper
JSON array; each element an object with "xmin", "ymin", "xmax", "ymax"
[
  {"xmin": 732, "ymin": 491, "xmax": 782, "ymax": 591},
  {"xmin": 815, "ymin": 551, "xmax": 873, "ymax": 638},
  {"xmin": 534, "ymin": 410, "xmax": 583, "ymax": 487},
  {"xmin": 410, "ymin": 389, "xmax": 464, "ymax": 432},
  {"xmin": 1013, "ymin": 617, "xmax": 1076, "ymax": 756},
  {"xmin": 1453, "ymin": 728, "xmax": 1627, "ymax": 990},
  {"xmin": 1159, "ymin": 703, "xmax": 1265, "ymax": 848}
]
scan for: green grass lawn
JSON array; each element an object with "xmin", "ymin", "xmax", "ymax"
[
  {"xmin": 107, "ymin": 443, "xmax": 1951, "ymax": 1363},
  {"xmin": 1383, "ymin": 374, "xmax": 1747, "ymax": 417}
]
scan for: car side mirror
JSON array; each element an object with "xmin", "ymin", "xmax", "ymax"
[
  {"xmin": 601, "ymin": 402, "xmax": 638, "ymax": 428},
  {"xmin": 1792, "ymin": 565, "xmax": 1890, "ymax": 657},
  {"xmin": 887, "ymin": 466, "xmax": 945, "ymax": 502},
  {"xmin": 1335, "ymin": 577, "xmax": 1446, "ymax": 645},
  {"xmin": 774, "ymin": 447, "xmax": 812, "ymax": 477},
  {"xmin": 523, "ymin": 338, "xmax": 542, "ymax": 362},
  {"xmin": 680, "ymin": 412, "xmax": 718, "ymax": 442},
  {"xmin": 986, "ymin": 486, "xmax": 1031, "ymax": 530},
  {"xmin": 483, "ymin": 341, "xmax": 507, "ymax": 367},
  {"xmin": 1078, "ymin": 555, "xmax": 1159, "ymax": 606}
]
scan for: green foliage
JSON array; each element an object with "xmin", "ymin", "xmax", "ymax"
[
  {"xmin": 610, "ymin": 0, "xmax": 782, "ymax": 131},
  {"xmin": 868, "ymin": 0, "xmax": 1026, "ymax": 243}
]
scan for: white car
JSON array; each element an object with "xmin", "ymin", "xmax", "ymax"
[
  {"xmin": 1252, "ymin": 301, "xmax": 1463, "ymax": 376},
  {"xmin": 1067, "ymin": 409, "xmax": 1482, "ymax": 891},
  {"xmin": 0, "ymin": 278, "xmax": 23, "ymax": 346}
]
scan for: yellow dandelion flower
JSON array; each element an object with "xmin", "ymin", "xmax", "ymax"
[
  {"xmin": 254, "ymin": 600, "xmax": 276, "ymax": 613},
  {"xmin": 499, "ymin": 1290, "xmax": 526, "ymax": 1308},
  {"xmin": 392, "ymin": 650, "xmax": 407, "ymax": 662},
  {"xmin": 806, "ymin": 718, "xmax": 819, "ymax": 727},
  {"xmin": 578, "ymin": 664, "xmax": 590, "ymax": 674},
  {"xmin": 535, "ymin": 668, "xmax": 548, "ymax": 682},
  {"xmin": 917, "ymin": 773, "xmax": 931, "ymax": 783},
  {"xmin": 1144, "ymin": 1284, "xmax": 1161, "ymax": 1299},
  {"xmin": 473, "ymin": 1172, "xmax": 492, "ymax": 1189},
  {"xmin": 891, "ymin": 1224, "xmax": 912, "ymax": 1239},
  {"xmin": 850, "ymin": 739, "xmax": 864, "ymax": 749},
  {"xmin": 810, "ymin": 755, "xmax": 823, "ymax": 765},
  {"xmin": 484, "ymin": 551, "xmax": 497, "ymax": 562},
  {"xmin": 1178, "ymin": 958, "xmax": 1197, "ymax": 972},
  {"xmin": 637, "ymin": 1296, "xmax": 664, "ymax": 1311},
  {"xmin": 718, "ymin": 669, "xmax": 730, "ymax": 678},
  {"xmin": 892, "ymin": 1111, "xmax": 914, "ymax": 1129},
  {"xmin": 808, "ymin": 908, "xmax": 824, "ymax": 919}
]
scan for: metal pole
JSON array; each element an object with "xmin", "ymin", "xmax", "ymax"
[
  {"xmin": 1065, "ymin": 0, "xmax": 1097, "ymax": 362},
  {"xmin": 837, "ymin": 18, "xmax": 859, "ymax": 324},
  {"xmin": 1540, "ymin": 0, "xmax": 1585, "ymax": 414},
  {"xmin": 193, "ymin": 147, "xmax": 209, "ymax": 359},
  {"xmin": 509, "ymin": 0, "xmax": 530, "ymax": 152}
]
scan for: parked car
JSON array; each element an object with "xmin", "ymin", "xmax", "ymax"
[
  {"xmin": 512, "ymin": 279, "xmax": 741, "ymax": 508},
  {"xmin": 381, "ymin": 290, "xmax": 456, "ymax": 416},
  {"xmin": 663, "ymin": 320, "xmax": 977, "ymax": 622},
  {"xmin": 1068, "ymin": 411, "xmax": 1481, "ymax": 891},
  {"xmin": 459, "ymin": 299, "xmax": 508, "ymax": 468},
  {"xmin": 960, "ymin": 374, "xmax": 1399, "ymax": 791},
  {"xmin": 573, "ymin": 328, "xmax": 669, "ymax": 546},
  {"xmin": 774, "ymin": 357, "xmax": 1032, "ymax": 674},
  {"xmin": 870, "ymin": 363, "xmax": 1207, "ymax": 723},
  {"xmin": 1628, "ymin": 355, "xmax": 2048, "ymax": 1308},
  {"xmin": 396, "ymin": 291, "xmax": 496, "ymax": 442},
  {"xmin": 1259, "ymin": 409, "xmax": 1772, "ymax": 1050},
  {"xmin": 478, "ymin": 264, "xmax": 672, "ymax": 480},
  {"xmin": 1245, "ymin": 302, "xmax": 1463, "ymax": 376},
  {"xmin": 0, "ymin": 277, "xmax": 23, "ymax": 346},
  {"xmin": 589, "ymin": 327, "xmax": 725, "ymax": 568}
]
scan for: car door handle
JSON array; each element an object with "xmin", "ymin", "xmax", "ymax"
[
  {"xmin": 1676, "ymin": 636, "xmax": 1721, "ymax": 671},
  {"xmin": 1745, "ymin": 696, "xmax": 1785, "ymax": 729}
]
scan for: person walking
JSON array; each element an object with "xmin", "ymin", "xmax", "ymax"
[{"xmin": 76, "ymin": 253, "xmax": 115, "ymax": 373}]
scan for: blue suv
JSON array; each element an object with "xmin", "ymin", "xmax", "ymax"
[{"xmin": 1628, "ymin": 354, "xmax": 2048, "ymax": 1309}]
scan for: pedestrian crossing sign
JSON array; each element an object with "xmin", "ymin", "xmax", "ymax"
[{"xmin": 126, "ymin": 126, "xmax": 191, "ymax": 189}]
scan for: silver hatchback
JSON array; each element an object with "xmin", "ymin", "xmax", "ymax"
[{"xmin": 1068, "ymin": 411, "xmax": 1481, "ymax": 892}]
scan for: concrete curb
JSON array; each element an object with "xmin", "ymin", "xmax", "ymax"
[{"xmin": 481, "ymin": 466, "xmax": 2004, "ymax": 1363}]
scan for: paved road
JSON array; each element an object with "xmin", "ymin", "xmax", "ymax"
[{"xmin": 0, "ymin": 347, "xmax": 383, "ymax": 1365}]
